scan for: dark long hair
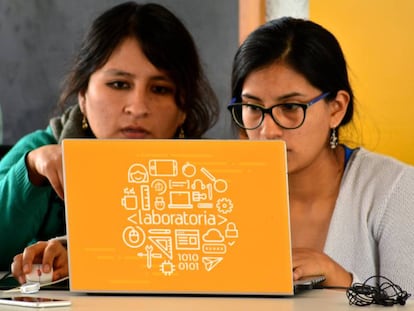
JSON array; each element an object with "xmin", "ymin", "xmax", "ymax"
[
  {"xmin": 232, "ymin": 17, "xmax": 354, "ymax": 128},
  {"xmin": 59, "ymin": 1, "xmax": 219, "ymax": 138}
]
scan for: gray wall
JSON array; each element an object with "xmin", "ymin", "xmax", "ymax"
[{"xmin": 0, "ymin": 0, "xmax": 239, "ymax": 145}]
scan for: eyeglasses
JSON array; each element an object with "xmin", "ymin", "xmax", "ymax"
[{"xmin": 227, "ymin": 92, "xmax": 330, "ymax": 130}]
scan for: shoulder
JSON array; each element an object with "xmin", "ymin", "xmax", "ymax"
[
  {"xmin": 346, "ymin": 147, "xmax": 414, "ymax": 182},
  {"xmin": 340, "ymin": 147, "xmax": 414, "ymax": 215},
  {"xmin": 1, "ymin": 127, "xmax": 57, "ymax": 165},
  {"xmin": 13, "ymin": 127, "xmax": 57, "ymax": 149},
  {"xmin": 340, "ymin": 147, "xmax": 414, "ymax": 207},
  {"xmin": 337, "ymin": 148, "xmax": 414, "ymax": 242}
]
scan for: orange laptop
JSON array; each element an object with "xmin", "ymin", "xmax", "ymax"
[{"xmin": 62, "ymin": 139, "xmax": 305, "ymax": 296}]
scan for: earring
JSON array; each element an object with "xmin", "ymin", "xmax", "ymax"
[
  {"xmin": 82, "ymin": 115, "xmax": 89, "ymax": 130},
  {"xmin": 179, "ymin": 127, "xmax": 185, "ymax": 139},
  {"xmin": 330, "ymin": 128, "xmax": 338, "ymax": 149}
]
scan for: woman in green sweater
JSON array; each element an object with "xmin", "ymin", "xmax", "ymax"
[{"xmin": 1, "ymin": 1, "xmax": 219, "ymax": 276}]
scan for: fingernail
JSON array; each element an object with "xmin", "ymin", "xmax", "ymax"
[
  {"xmin": 43, "ymin": 264, "xmax": 50, "ymax": 273},
  {"xmin": 18, "ymin": 276, "xmax": 25, "ymax": 284}
]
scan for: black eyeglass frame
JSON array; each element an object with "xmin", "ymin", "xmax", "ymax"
[{"xmin": 228, "ymin": 92, "xmax": 331, "ymax": 130}]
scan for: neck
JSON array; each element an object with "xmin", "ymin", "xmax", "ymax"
[{"xmin": 288, "ymin": 146, "xmax": 345, "ymax": 204}]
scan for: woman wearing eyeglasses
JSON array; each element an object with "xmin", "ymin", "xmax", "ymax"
[{"xmin": 228, "ymin": 17, "xmax": 414, "ymax": 293}]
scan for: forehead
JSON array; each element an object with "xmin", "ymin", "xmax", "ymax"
[
  {"xmin": 98, "ymin": 37, "xmax": 170, "ymax": 79},
  {"xmin": 244, "ymin": 62, "xmax": 311, "ymax": 92}
]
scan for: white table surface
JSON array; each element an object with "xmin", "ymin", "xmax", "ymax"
[{"xmin": 0, "ymin": 289, "xmax": 412, "ymax": 311}]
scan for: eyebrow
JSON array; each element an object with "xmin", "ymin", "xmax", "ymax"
[
  {"xmin": 102, "ymin": 69, "xmax": 135, "ymax": 78},
  {"xmin": 102, "ymin": 69, "xmax": 173, "ymax": 82},
  {"xmin": 241, "ymin": 91, "xmax": 304, "ymax": 102}
]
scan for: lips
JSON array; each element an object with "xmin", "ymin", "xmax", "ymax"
[{"xmin": 121, "ymin": 126, "xmax": 151, "ymax": 139}]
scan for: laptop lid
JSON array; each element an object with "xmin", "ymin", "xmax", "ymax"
[{"xmin": 63, "ymin": 139, "xmax": 294, "ymax": 296}]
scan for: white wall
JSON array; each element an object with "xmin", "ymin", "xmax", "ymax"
[{"xmin": 266, "ymin": 0, "xmax": 308, "ymax": 19}]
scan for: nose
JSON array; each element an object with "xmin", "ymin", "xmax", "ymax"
[
  {"xmin": 124, "ymin": 87, "xmax": 150, "ymax": 117},
  {"xmin": 260, "ymin": 113, "xmax": 283, "ymax": 139}
]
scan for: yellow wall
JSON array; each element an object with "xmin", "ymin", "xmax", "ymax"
[{"xmin": 310, "ymin": 1, "xmax": 414, "ymax": 165}]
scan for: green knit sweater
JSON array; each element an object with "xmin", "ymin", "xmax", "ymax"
[{"xmin": 0, "ymin": 104, "xmax": 93, "ymax": 270}]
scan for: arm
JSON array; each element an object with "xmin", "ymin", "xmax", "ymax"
[
  {"xmin": 0, "ymin": 127, "xmax": 64, "ymax": 270},
  {"xmin": 376, "ymin": 166, "xmax": 414, "ymax": 294},
  {"xmin": 317, "ymin": 150, "xmax": 414, "ymax": 290}
]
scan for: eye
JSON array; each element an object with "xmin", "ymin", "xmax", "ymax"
[
  {"xmin": 278, "ymin": 103, "xmax": 303, "ymax": 112},
  {"xmin": 107, "ymin": 81, "xmax": 131, "ymax": 90},
  {"xmin": 243, "ymin": 104, "xmax": 263, "ymax": 113},
  {"xmin": 151, "ymin": 85, "xmax": 175, "ymax": 95}
]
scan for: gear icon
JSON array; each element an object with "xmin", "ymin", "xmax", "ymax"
[{"xmin": 216, "ymin": 198, "xmax": 234, "ymax": 214}]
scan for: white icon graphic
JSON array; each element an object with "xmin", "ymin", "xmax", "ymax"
[
  {"xmin": 149, "ymin": 159, "xmax": 177, "ymax": 176},
  {"xmin": 121, "ymin": 188, "xmax": 138, "ymax": 210},
  {"xmin": 123, "ymin": 159, "xmax": 238, "ymax": 276},
  {"xmin": 128, "ymin": 164, "xmax": 149, "ymax": 183},
  {"xmin": 122, "ymin": 226, "xmax": 146, "ymax": 248},
  {"xmin": 160, "ymin": 260, "xmax": 175, "ymax": 276},
  {"xmin": 121, "ymin": 195, "xmax": 138, "ymax": 210},
  {"xmin": 202, "ymin": 228, "xmax": 226, "ymax": 254},
  {"xmin": 168, "ymin": 191, "xmax": 193, "ymax": 209},
  {"xmin": 169, "ymin": 180, "xmax": 190, "ymax": 189},
  {"xmin": 154, "ymin": 197, "xmax": 166, "ymax": 210},
  {"xmin": 197, "ymin": 202, "xmax": 213, "ymax": 209},
  {"xmin": 148, "ymin": 234, "xmax": 173, "ymax": 259},
  {"xmin": 182, "ymin": 162, "xmax": 196, "ymax": 177},
  {"xmin": 217, "ymin": 215, "xmax": 228, "ymax": 225},
  {"xmin": 140, "ymin": 185, "xmax": 151, "ymax": 211},
  {"xmin": 200, "ymin": 167, "xmax": 228, "ymax": 193},
  {"xmin": 216, "ymin": 198, "xmax": 233, "ymax": 214},
  {"xmin": 225, "ymin": 222, "xmax": 239, "ymax": 238},
  {"xmin": 191, "ymin": 179, "xmax": 205, "ymax": 190},
  {"xmin": 202, "ymin": 228, "xmax": 225, "ymax": 242},
  {"xmin": 151, "ymin": 179, "xmax": 167, "ymax": 195},
  {"xmin": 175, "ymin": 229, "xmax": 200, "ymax": 250},
  {"xmin": 137, "ymin": 245, "xmax": 162, "ymax": 269},
  {"xmin": 202, "ymin": 257, "xmax": 223, "ymax": 271},
  {"xmin": 202, "ymin": 244, "xmax": 227, "ymax": 254},
  {"xmin": 192, "ymin": 191, "xmax": 207, "ymax": 201}
]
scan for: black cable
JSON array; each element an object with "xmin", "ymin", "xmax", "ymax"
[{"xmin": 346, "ymin": 275, "xmax": 411, "ymax": 307}]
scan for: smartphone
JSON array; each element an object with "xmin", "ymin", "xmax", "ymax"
[
  {"xmin": 293, "ymin": 275, "xmax": 326, "ymax": 293},
  {"xmin": 0, "ymin": 296, "xmax": 71, "ymax": 308}
]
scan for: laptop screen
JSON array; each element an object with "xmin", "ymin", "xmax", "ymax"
[{"xmin": 63, "ymin": 139, "xmax": 293, "ymax": 295}]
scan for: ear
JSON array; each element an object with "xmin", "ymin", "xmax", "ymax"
[
  {"xmin": 78, "ymin": 92, "xmax": 86, "ymax": 115},
  {"xmin": 178, "ymin": 110, "xmax": 187, "ymax": 128},
  {"xmin": 329, "ymin": 90, "xmax": 350, "ymax": 128},
  {"xmin": 177, "ymin": 95, "xmax": 187, "ymax": 127}
]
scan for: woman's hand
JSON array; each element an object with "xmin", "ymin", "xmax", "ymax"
[
  {"xmin": 11, "ymin": 240, "xmax": 68, "ymax": 284},
  {"xmin": 292, "ymin": 247, "xmax": 352, "ymax": 287},
  {"xmin": 25, "ymin": 145, "xmax": 64, "ymax": 199}
]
